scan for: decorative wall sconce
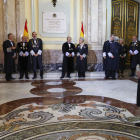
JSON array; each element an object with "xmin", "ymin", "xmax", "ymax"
[{"xmin": 52, "ymin": 0, "xmax": 57, "ymax": 7}]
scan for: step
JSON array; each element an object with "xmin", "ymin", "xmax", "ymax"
[{"xmin": 0, "ymin": 72, "xmax": 105, "ymax": 80}]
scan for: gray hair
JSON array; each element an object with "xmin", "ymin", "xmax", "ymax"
[
  {"xmin": 32, "ymin": 31, "xmax": 37, "ymax": 35},
  {"xmin": 79, "ymin": 37, "xmax": 84, "ymax": 43},
  {"xmin": 110, "ymin": 34, "xmax": 115, "ymax": 37},
  {"xmin": 114, "ymin": 36, "xmax": 119, "ymax": 42}
]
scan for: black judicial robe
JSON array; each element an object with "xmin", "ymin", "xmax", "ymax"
[
  {"xmin": 137, "ymin": 79, "xmax": 140, "ymax": 106},
  {"xmin": 129, "ymin": 41, "xmax": 140, "ymax": 69},
  {"xmin": 76, "ymin": 44, "xmax": 88, "ymax": 72},
  {"xmin": 103, "ymin": 40, "xmax": 111, "ymax": 71},
  {"xmin": 29, "ymin": 38, "xmax": 43, "ymax": 71},
  {"xmin": 108, "ymin": 42, "xmax": 122, "ymax": 71},
  {"xmin": 62, "ymin": 42, "xmax": 75, "ymax": 73},
  {"xmin": 17, "ymin": 42, "xmax": 30, "ymax": 71},
  {"xmin": 119, "ymin": 44, "xmax": 127, "ymax": 71},
  {"xmin": 3, "ymin": 40, "xmax": 16, "ymax": 73}
]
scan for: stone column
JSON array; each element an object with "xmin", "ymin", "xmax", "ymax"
[
  {"xmin": 83, "ymin": 0, "xmax": 107, "ymax": 50},
  {"xmin": 83, "ymin": 0, "xmax": 107, "ymax": 70},
  {"xmin": 15, "ymin": 0, "xmax": 25, "ymax": 43}
]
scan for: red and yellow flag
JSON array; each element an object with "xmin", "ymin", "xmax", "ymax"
[
  {"xmin": 23, "ymin": 20, "xmax": 29, "ymax": 41},
  {"xmin": 80, "ymin": 22, "xmax": 84, "ymax": 37}
]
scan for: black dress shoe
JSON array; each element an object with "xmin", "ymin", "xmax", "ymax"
[
  {"xmin": 19, "ymin": 77, "xmax": 23, "ymax": 79},
  {"xmin": 105, "ymin": 77, "xmax": 109, "ymax": 79},
  {"xmin": 6, "ymin": 79, "xmax": 11, "ymax": 81},
  {"xmin": 32, "ymin": 77, "xmax": 36, "ymax": 79},
  {"xmin": 67, "ymin": 76, "xmax": 71, "ymax": 78},
  {"xmin": 40, "ymin": 76, "xmax": 43, "ymax": 79},
  {"xmin": 135, "ymin": 123, "xmax": 140, "ymax": 127},
  {"xmin": 10, "ymin": 77, "xmax": 15, "ymax": 80},
  {"xmin": 112, "ymin": 77, "xmax": 116, "ymax": 80},
  {"xmin": 25, "ymin": 77, "xmax": 29, "ymax": 79},
  {"xmin": 60, "ymin": 76, "xmax": 64, "ymax": 79}
]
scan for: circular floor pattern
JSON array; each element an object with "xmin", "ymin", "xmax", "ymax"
[
  {"xmin": 30, "ymin": 80, "xmax": 83, "ymax": 98},
  {"xmin": 45, "ymin": 81, "xmax": 62, "ymax": 85},
  {"xmin": 47, "ymin": 88, "xmax": 67, "ymax": 92},
  {"xmin": 1, "ymin": 121, "xmax": 140, "ymax": 140}
]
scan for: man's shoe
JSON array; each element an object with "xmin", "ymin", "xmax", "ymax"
[
  {"xmin": 135, "ymin": 123, "xmax": 140, "ymax": 127},
  {"xmin": 19, "ymin": 77, "xmax": 23, "ymax": 79},
  {"xmin": 40, "ymin": 76, "xmax": 43, "ymax": 79},
  {"xmin": 32, "ymin": 77, "xmax": 36, "ymax": 79},
  {"xmin": 105, "ymin": 76, "xmax": 109, "ymax": 79},
  {"xmin": 6, "ymin": 78, "xmax": 11, "ymax": 81},
  {"xmin": 10, "ymin": 77, "xmax": 15, "ymax": 80},
  {"xmin": 67, "ymin": 76, "xmax": 71, "ymax": 78},
  {"xmin": 25, "ymin": 77, "xmax": 29, "ymax": 79},
  {"xmin": 112, "ymin": 77, "xmax": 116, "ymax": 80},
  {"xmin": 60, "ymin": 76, "xmax": 64, "ymax": 79}
]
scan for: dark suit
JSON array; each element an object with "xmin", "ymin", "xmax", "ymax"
[
  {"xmin": 61, "ymin": 42, "xmax": 75, "ymax": 77},
  {"xmin": 17, "ymin": 42, "xmax": 31, "ymax": 78},
  {"xmin": 29, "ymin": 38, "xmax": 43, "ymax": 78},
  {"xmin": 76, "ymin": 44, "xmax": 88, "ymax": 77},
  {"xmin": 103, "ymin": 40, "xmax": 112, "ymax": 78},
  {"xmin": 108, "ymin": 42, "xmax": 122, "ymax": 78},
  {"xmin": 118, "ymin": 44, "xmax": 127, "ymax": 74},
  {"xmin": 3, "ymin": 40, "xmax": 16, "ymax": 80},
  {"xmin": 129, "ymin": 41, "xmax": 140, "ymax": 76}
]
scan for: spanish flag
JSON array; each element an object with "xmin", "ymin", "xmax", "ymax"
[
  {"xmin": 80, "ymin": 22, "xmax": 84, "ymax": 37},
  {"xmin": 23, "ymin": 20, "xmax": 29, "ymax": 39}
]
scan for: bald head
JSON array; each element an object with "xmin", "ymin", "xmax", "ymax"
[{"xmin": 22, "ymin": 36, "xmax": 26, "ymax": 42}]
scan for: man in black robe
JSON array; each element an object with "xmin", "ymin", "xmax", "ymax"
[
  {"xmin": 76, "ymin": 37, "xmax": 88, "ymax": 78},
  {"xmin": 3, "ymin": 33, "xmax": 16, "ymax": 81},
  {"xmin": 129, "ymin": 36, "xmax": 140, "ymax": 77},
  {"xmin": 135, "ymin": 71, "xmax": 140, "ymax": 127},
  {"xmin": 103, "ymin": 34, "xmax": 115, "ymax": 79},
  {"xmin": 17, "ymin": 36, "xmax": 30, "ymax": 79},
  {"xmin": 29, "ymin": 32, "xmax": 43, "ymax": 79},
  {"xmin": 60, "ymin": 36, "xmax": 75, "ymax": 78},
  {"xmin": 108, "ymin": 36, "xmax": 122, "ymax": 79}
]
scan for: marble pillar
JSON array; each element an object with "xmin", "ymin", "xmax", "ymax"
[
  {"xmin": 83, "ymin": 0, "xmax": 106, "ymax": 50},
  {"xmin": 15, "ymin": 0, "xmax": 25, "ymax": 42},
  {"xmin": 0, "ymin": 0, "xmax": 25, "ymax": 68},
  {"xmin": 83, "ymin": 0, "xmax": 107, "ymax": 70}
]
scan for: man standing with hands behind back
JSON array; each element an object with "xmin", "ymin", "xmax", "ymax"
[
  {"xmin": 29, "ymin": 32, "xmax": 43, "ymax": 79},
  {"xmin": 3, "ymin": 33, "xmax": 16, "ymax": 81}
]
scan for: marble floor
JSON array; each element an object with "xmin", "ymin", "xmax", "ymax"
[{"xmin": 0, "ymin": 72, "xmax": 140, "ymax": 139}]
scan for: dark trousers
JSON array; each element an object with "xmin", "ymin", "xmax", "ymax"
[
  {"xmin": 20, "ymin": 71, "xmax": 28, "ymax": 78},
  {"xmin": 62, "ymin": 72, "xmax": 70, "ymax": 77},
  {"xmin": 5, "ymin": 73, "xmax": 12, "ymax": 80},
  {"xmin": 34, "ymin": 70, "xmax": 43, "ymax": 78},
  {"xmin": 109, "ymin": 70, "xmax": 116, "ymax": 78},
  {"xmin": 131, "ymin": 68, "xmax": 135, "ymax": 76},
  {"xmin": 105, "ymin": 70, "xmax": 111, "ymax": 78},
  {"xmin": 78, "ymin": 72, "xmax": 85, "ymax": 77}
]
